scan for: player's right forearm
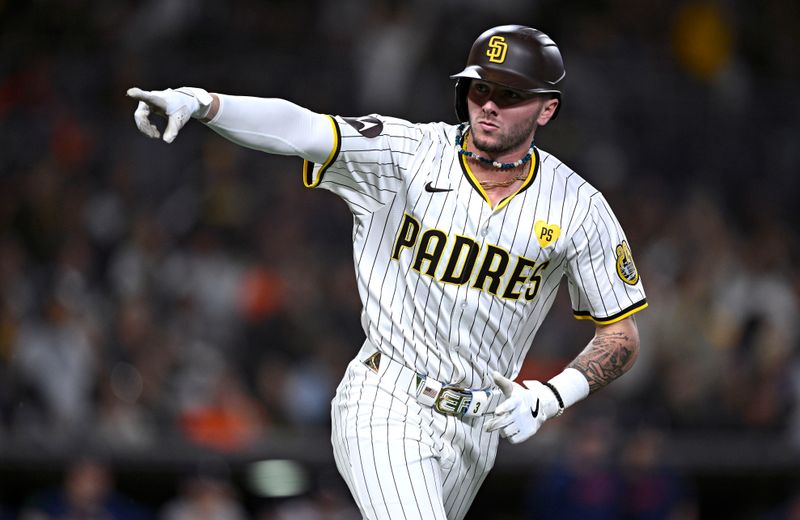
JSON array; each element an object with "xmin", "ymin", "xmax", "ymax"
[
  {"xmin": 567, "ymin": 316, "xmax": 640, "ymax": 394},
  {"xmin": 202, "ymin": 94, "xmax": 335, "ymax": 164}
]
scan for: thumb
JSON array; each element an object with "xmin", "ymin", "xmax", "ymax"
[
  {"xmin": 162, "ymin": 107, "xmax": 190, "ymax": 143},
  {"xmin": 492, "ymin": 371, "xmax": 515, "ymax": 397}
]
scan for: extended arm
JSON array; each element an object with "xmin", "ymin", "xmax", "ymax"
[{"xmin": 126, "ymin": 87, "xmax": 334, "ymax": 164}]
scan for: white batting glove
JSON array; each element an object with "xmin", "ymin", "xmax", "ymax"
[
  {"xmin": 485, "ymin": 371, "xmax": 562, "ymax": 444},
  {"xmin": 126, "ymin": 87, "xmax": 213, "ymax": 143}
]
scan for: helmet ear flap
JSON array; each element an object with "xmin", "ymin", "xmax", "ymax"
[{"xmin": 454, "ymin": 78, "xmax": 471, "ymax": 122}]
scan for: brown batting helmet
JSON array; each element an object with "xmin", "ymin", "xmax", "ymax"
[{"xmin": 451, "ymin": 25, "xmax": 565, "ymax": 121}]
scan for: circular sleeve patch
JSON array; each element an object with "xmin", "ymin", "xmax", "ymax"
[{"xmin": 615, "ymin": 240, "xmax": 640, "ymax": 285}]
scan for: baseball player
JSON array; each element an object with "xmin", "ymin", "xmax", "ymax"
[{"xmin": 128, "ymin": 25, "xmax": 647, "ymax": 520}]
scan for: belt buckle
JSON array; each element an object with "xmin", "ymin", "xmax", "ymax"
[{"xmin": 434, "ymin": 386, "xmax": 472, "ymax": 416}]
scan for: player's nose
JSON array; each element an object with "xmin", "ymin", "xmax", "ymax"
[{"xmin": 478, "ymin": 96, "xmax": 500, "ymax": 114}]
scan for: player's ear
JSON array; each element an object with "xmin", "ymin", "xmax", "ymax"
[{"xmin": 536, "ymin": 97, "xmax": 559, "ymax": 126}]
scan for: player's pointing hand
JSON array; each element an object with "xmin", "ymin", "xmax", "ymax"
[
  {"xmin": 485, "ymin": 371, "xmax": 561, "ymax": 444},
  {"xmin": 127, "ymin": 87, "xmax": 214, "ymax": 143}
]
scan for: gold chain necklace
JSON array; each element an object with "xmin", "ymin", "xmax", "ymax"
[{"xmin": 479, "ymin": 171, "xmax": 530, "ymax": 189}]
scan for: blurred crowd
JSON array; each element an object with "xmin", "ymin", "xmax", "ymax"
[{"xmin": 2, "ymin": 0, "xmax": 800, "ymax": 517}]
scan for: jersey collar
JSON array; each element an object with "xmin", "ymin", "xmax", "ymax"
[{"xmin": 458, "ymin": 147, "xmax": 539, "ymax": 210}]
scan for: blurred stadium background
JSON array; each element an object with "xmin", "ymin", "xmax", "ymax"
[{"xmin": 1, "ymin": 0, "xmax": 800, "ymax": 518}]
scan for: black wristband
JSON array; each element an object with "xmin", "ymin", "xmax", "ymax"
[{"xmin": 543, "ymin": 381, "xmax": 565, "ymax": 417}]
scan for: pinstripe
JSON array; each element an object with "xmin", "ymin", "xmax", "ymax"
[
  {"xmin": 561, "ymin": 179, "xmax": 588, "ymax": 238},
  {"xmin": 495, "ymin": 180, "xmax": 539, "ymax": 374},
  {"xmin": 439, "ymin": 418, "xmax": 459, "ymax": 512},
  {"xmin": 384, "ymin": 357, "xmax": 410, "ymax": 519},
  {"xmin": 340, "ymin": 147, "xmax": 416, "ymax": 157},
  {"xmin": 568, "ymin": 235, "xmax": 588, "ymax": 311},
  {"xmin": 317, "ymin": 116, "xmax": 646, "ymax": 518},
  {"xmin": 356, "ymin": 211, "xmax": 382, "ymax": 316},
  {"xmin": 422, "ymin": 148, "xmax": 455, "ymax": 380},
  {"xmin": 412, "ymin": 133, "xmax": 448, "ymax": 370},
  {"xmin": 455, "ymin": 435, "xmax": 486, "ymax": 520},
  {"xmin": 373, "ymin": 200, "xmax": 406, "ymax": 346},
  {"xmin": 447, "ymin": 421, "xmax": 478, "ymax": 514},
  {"xmin": 391, "ymin": 141, "xmax": 433, "ymax": 366},
  {"xmin": 351, "ymin": 368, "xmax": 380, "ymax": 516},
  {"xmin": 579, "ymin": 218, "xmax": 609, "ymax": 315},
  {"xmin": 407, "ymin": 166, "xmax": 446, "ymax": 371},
  {"xmin": 593, "ymin": 205, "xmax": 624, "ymax": 309},
  {"xmin": 362, "ymin": 138, "xmax": 427, "ymax": 338},
  {"xmin": 517, "ymin": 255, "xmax": 570, "ymax": 353},
  {"xmin": 362, "ymin": 374, "xmax": 384, "ymax": 518},
  {"xmin": 400, "ymin": 405, "xmax": 425, "ymax": 519},
  {"xmin": 410, "ymin": 418, "xmax": 441, "ymax": 518},
  {"xmin": 343, "ymin": 170, "xmax": 403, "ymax": 181},
  {"xmin": 366, "ymin": 374, "xmax": 391, "ymax": 517},
  {"xmin": 596, "ymin": 197, "xmax": 642, "ymax": 302},
  {"xmin": 331, "ymin": 373, "xmax": 355, "ymax": 505}
]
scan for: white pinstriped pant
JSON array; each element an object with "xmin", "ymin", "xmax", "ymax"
[{"xmin": 331, "ymin": 353, "xmax": 501, "ymax": 520}]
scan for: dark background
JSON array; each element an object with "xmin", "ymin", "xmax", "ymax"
[{"xmin": 1, "ymin": 0, "xmax": 800, "ymax": 518}]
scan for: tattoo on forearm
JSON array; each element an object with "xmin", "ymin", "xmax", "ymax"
[{"xmin": 568, "ymin": 332, "xmax": 636, "ymax": 393}]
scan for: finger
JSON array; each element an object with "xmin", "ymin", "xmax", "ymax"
[
  {"xmin": 484, "ymin": 414, "xmax": 514, "ymax": 432},
  {"xmin": 126, "ymin": 87, "xmax": 147, "ymax": 100},
  {"xmin": 126, "ymin": 87, "xmax": 168, "ymax": 111},
  {"xmin": 509, "ymin": 423, "xmax": 538, "ymax": 444},
  {"xmin": 162, "ymin": 107, "xmax": 190, "ymax": 143},
  {"xmin": 133, "ymin": 101, "xmax": 161, "ymax": 139},
  {"xmin": 502, "ymin": 425, "xmax": 520, "ymax": 440},
  {"xmin": 492, "ymin": 371, "xmax": 515, "ymax": 397},
  {"xmin": 508, "ymin": 432, "xmax": 525, "ymax": 444},
  {"xmin": 493, "ymin": 399, "xmax": 516, "ymax": 416}
]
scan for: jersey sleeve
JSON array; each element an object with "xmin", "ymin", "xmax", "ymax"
[
  {"xmin": 301, "ymin": 114, "xmax": 423, "ymax": 216},
  {"xmin": 565, "ymin": 193, "xmax": 648, "ymax": 324}
]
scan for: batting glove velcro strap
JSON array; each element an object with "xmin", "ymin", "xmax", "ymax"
[
  {"xmin": 484, "ymin": 372, "xmax": 561, "ymax": 444},
  {"xmin": 127, "ymin": 86, "xmax": 213, "ymax": 143}
]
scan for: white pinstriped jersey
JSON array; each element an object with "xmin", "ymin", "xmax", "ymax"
[{"xmin": 303, "ymin": 114, "xmax": 647, "ymax": 389}]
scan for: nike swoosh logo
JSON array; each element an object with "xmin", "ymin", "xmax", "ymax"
[
  {"xmin": 425, "ymin": 182, "xmax": 453, "ymax": 193},
  {"xmin": 359, "ymin": 120, "xmax": 380, "ymax": 133},
  {"xmin": 342, "ymin": 116, "xmax": 383, "ymax": 137},
  {"xmin": 531, "ymin": 399, "xmax": 540, "ymax": 418}
]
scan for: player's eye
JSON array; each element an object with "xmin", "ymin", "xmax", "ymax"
[{"xmin": 472, "ymin": 82, "xmax": 490, "ymax": 94}]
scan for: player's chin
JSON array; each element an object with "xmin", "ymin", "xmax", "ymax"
[{"xmin": 473, "ymin": 135, "xmax": 506, "ymax": 155}]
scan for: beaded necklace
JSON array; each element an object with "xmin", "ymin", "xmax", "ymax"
[{"xmin": 454, "ymin": 122, "xmax": 535, "ymax": 170}]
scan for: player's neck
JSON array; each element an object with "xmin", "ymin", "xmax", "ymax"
[{"xmin": 465, "ymin": 136, "xmax": 533, "ymax": 192}]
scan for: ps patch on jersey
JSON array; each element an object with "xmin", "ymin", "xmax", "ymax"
[
  {"xmin": 342, "ymin": 116, "xmax": 383, "ymax": 138},
  {"xmin": 534, "ymin": 221, "xmax": 560, "ymax": 248},
  {"xmin": 615, "ymin": 240, "xmax": 639, "ymax": 285}
]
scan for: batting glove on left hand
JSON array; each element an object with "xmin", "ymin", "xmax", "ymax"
[
  {"xmin": 127, "ymin": 87, "xmax": 213, "ymax": 143},
  {"xmin": 485, "ymin": 371, "xmax": 561, "ymax": 444}
]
